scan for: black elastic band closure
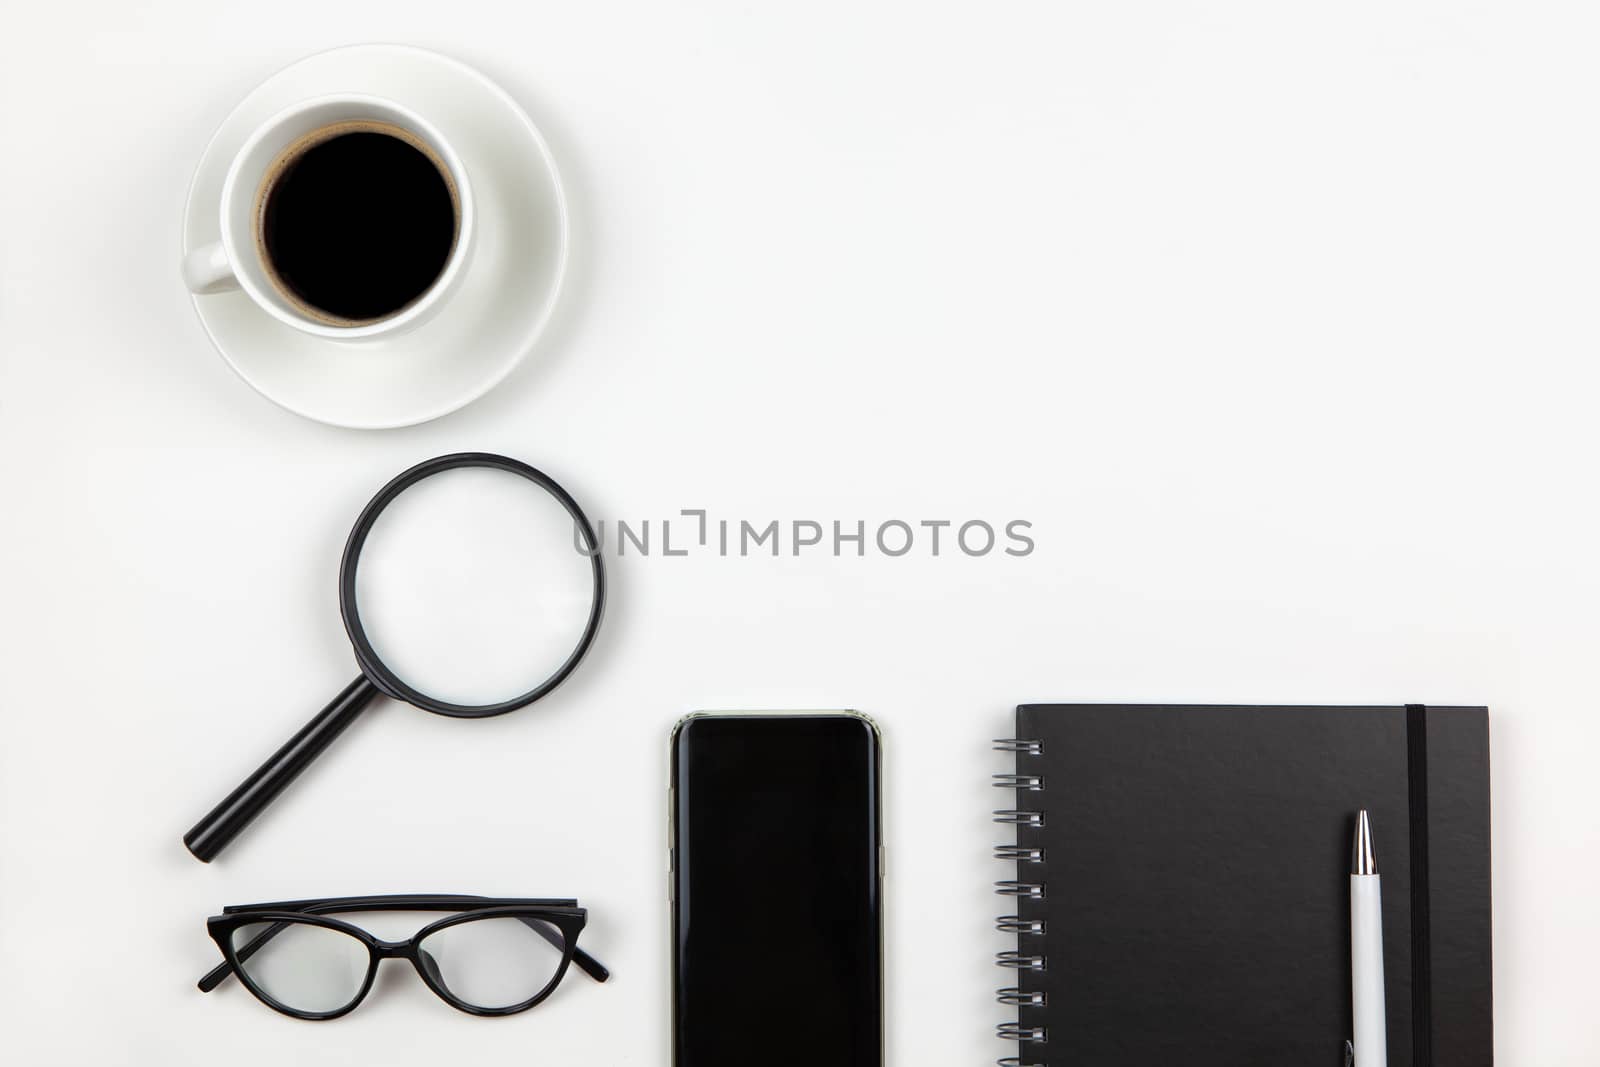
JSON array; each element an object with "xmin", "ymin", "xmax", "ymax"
[{"xmin": 1406, "ymin": 704, "xmax": 1433, "ymax": 1067}]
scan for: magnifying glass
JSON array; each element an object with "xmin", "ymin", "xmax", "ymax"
[{"xmin": 183, "ymin": 453, "xmax": 606, "ymax": 862}]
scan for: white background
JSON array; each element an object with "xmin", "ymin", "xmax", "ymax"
[{"xmin": 3, "ymin": 2, "xmax": 1598, "ymax": 1063}]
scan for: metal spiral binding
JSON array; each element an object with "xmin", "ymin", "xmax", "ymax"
[
  {"xmin": 994, "ymin": 844, "xmax": 1044, "ymax": 862},
  {"xmin": 998, "ymin": 1023, "xmax": 1048, "ymax": 1042},
  {"xmin": 992, "ymin": 809, "xmax": 1043, "ymax": 827},
  {"xmin": 994, "ymin": 737, "xmax": 1045, "ymax": 1066},
  {"xmin": 996, "ymin": 950, "xmax": 1046, "ymax": 971}
]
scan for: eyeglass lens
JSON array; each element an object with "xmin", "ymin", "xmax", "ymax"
[
  {"xmin": 231, "ymin": 920, "xmax": 369, "ymax": 1014},
  {"xmin": 418, "ymin": 915, "xmax": 568, "ymax": 1009}
]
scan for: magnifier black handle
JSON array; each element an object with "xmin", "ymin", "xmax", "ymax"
[{"xmin": 183, "ymin": 676, "xmax": 380, "ymax": 862}]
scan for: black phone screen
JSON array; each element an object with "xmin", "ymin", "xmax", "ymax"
[{"xmin": 671, "ymin": 714, "xmax": 883, "ymax": 1067}]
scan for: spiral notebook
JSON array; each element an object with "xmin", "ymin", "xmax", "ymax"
[{"xmin": 994, "ymin": 704, "xmax": 1492, "ymax": 1067}]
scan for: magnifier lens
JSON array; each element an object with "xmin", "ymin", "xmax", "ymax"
[{"xmin": 352, "ymin": 467, "xmax": 597, "ymax": 708}]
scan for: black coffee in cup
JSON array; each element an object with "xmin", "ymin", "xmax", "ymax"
[{"xmin": 256, "ymin": 121, "xmax": 459, "ymax": 325}]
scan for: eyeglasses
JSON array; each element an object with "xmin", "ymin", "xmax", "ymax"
[{"xmin": 198, "ymin": 894, "xmax": 610, "ymax": 1020}]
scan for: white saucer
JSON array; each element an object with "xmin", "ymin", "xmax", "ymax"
[{"xmin": 181, "ymin": 45, "xmax": 568, "ymax": 429}]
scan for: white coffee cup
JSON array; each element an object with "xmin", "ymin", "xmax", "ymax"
[{"xmin": 181, "ymin": 94, "xmax": 475, "ymax": 341}]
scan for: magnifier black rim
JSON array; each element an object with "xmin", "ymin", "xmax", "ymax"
[{"xmin": 337, "ymin": 452, "xmax": 606, "ymax": 719}]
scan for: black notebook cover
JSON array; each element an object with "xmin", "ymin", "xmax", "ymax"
[{"xmin": 997, "ymin": 704, "xmax": 1491, "ymax": 1066}]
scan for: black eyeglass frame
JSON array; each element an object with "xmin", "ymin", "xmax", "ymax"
[{"xmin": 200, "ymin": 894, "xmax": 610, "ymax": 1020}]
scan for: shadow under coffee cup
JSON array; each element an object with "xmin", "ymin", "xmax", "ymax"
[{"xmin": 182, "ymin": 94, "xmax": 476, "ymax": 341}]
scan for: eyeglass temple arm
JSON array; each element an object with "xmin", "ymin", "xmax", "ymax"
[
  {"xmin": 198, "ymin": 910, "xmax": 608, "ymax": 992},
  {"xmin": 222, "ymin": 894, "xmax": 580, "ymax": 913},
  {"xmin": 571, "ymin": 941, "xmax": 610, "ymax": 981},
  {"xmin": 198, "ymin": 920, "xmax": 290, "ymax": 992}
]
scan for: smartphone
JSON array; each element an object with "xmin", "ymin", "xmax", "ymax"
[{"xmin": 670, "ymin": 712, "xmax": 883, "ymax": 1067}]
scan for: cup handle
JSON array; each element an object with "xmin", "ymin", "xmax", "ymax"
[{"xmin": 182, "ymin": 240, "xmax": 239, "ymax": 294}]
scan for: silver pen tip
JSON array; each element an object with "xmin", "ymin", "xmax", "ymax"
[{"xmin": 1352, "ymin": 809, "xmax": 1378, "ymax": 875}]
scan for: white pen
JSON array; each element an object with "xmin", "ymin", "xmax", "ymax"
[{"xmin": 1350, "ymin": 809, "xmax": 1387, "ymax": 1067}]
